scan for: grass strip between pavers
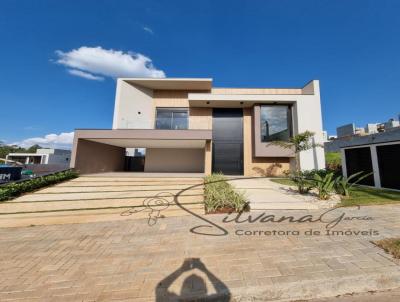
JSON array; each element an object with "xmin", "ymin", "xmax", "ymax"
[
  {"xmin": 26, "ymin": 188, "xmax": 205, "ymax": 194},
  {"xmin": 0, "ymin": 202, "xmax": 205, "ymax": 215},
  {"xmin": 5, "ymin": 194, "xmax": 204, "ymax": 203}
]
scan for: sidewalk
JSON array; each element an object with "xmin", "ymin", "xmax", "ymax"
[{"xmin": 0, "ymin": 204, "xmax": 399, "ymax": 301}]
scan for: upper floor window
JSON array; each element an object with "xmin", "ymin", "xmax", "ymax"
[
  {"xmin": 155, "ymin": 108, "xmax": 188, "ymax": 130},
  {"xmin": 260, "ymin": 105, "xmax": 292, "ymax": 142}
]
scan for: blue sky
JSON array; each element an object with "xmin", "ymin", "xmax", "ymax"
[{"xmin": 0, "ymin": 0, "xmax": 399, "ymax": 147}]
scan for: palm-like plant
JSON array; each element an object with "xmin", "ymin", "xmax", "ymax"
[
  {"xmin": 313, "ymin": 172, "xmax": 336, "ymax": 200},
  {"xmin": 271, "ymin": 131, "xmax": 322, "ymax": 171},
  {"xmin": 335, "ymin": 171, "xmax": 373, "ymax": 196}
]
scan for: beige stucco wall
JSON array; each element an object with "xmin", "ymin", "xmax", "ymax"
[
  {"xmin": 243, "ymin": 108, "xmax": 290, "ymax": 176},
  {"xmin": 153, "ymin": 90, "xmax": 190, "ymax": 107},
  {"xmin": 144, "ymin": 148, "xmax": 205, "ymax": 173},
  {"xmin": 189, "ymin": 108, "xmax": 212, "ymax": 130},
  {"xmin": 73, "ymin": 139, "xmax": 125, "ymax": 174}
]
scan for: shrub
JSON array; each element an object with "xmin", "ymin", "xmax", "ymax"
[
  {"xmin": 335, "ymin": 171, "xmax": 373, "ymax": 197},
  {"xmin": 0, "ymin": 170, "xmax": 78, "ymax": 201},
  {"xmin": 289, "ymin": 171, "xmax": 314, "ymax": 194},
  {"xmin": 313, "ymin": 172, "xmax": 336, "ymax": 200},
  {"xmin": 204, "ymin": 173, "xmax": 248, "ymax": 213}
]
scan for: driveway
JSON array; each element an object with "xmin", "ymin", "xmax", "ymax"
[
  {"xmin": 0, "ymin": 173, "xmax": 204, "ymax": 228},
  {"xmin": 0, "ymin": 175, "xmax": 331, "ymax": 229},
  {"xmin": 1, "ymin": 204, "xmax": 400, "ymax": 301}
]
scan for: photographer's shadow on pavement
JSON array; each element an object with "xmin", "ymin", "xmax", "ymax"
[{"xmin": 156, "ymin": 258, "xmax": 231, "ymax": 302}]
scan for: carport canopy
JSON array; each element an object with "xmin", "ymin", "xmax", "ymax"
[
  {"xmin": 70, "ymin": 129, "xmax": 212, "ymax": 174},
  {"xmin": 72, "ymin": 129, "xmax": 211, "ymax": 148}
]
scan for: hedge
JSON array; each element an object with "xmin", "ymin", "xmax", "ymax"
[{"xmin": 0, "ymin": 170, "xmax": 78, "ymax": 201}]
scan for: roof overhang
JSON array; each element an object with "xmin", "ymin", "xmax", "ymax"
[
  {"xmin": 188, "ymin": 93, "xmax": 302, "ymax": 107},
  {"xmin": 74, "ymin": 129, "xmax": 212, "ymax": 149},
  {"xmin": 121, "ymin": 78, "xmax": 213, "ymax": 90}
]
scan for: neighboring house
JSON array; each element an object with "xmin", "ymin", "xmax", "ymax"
[
  {"xmin": 340, "ymin": 128, "xmax": 400, "ymax": 190},
  {"xmin": 7, "ymin": 149, "xmax": 71, "ymax": 165},
  {"xmin": 71, "ymin": 78, "xmax": 325, "ymax": 175},
  {"xmin": 325, "ymin": 115, "xmax": 400, "ymax": 152}
]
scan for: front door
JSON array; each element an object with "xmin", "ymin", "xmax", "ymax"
[{"xmin": 212, "ymin": 108, "xmax": 243, "ymax": 175}]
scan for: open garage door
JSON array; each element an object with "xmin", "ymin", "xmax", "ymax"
[
  {"xmin": 377, "ymin": 144, "xmax": 400, "ymax": 190},
  {"xmin": 345, "ymin": 147, "xmax": 375, "ymax": 186}
]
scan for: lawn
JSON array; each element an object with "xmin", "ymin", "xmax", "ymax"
[
  {"xmin": 270, "ymin": 178, "xmax": 400, "ymax": 206},
  {"xmin": 325, "ymin": 152, "xmax": 341, "ymax": 166}
]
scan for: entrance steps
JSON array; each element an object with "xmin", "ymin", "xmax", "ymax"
[{"xmin": 0, "ymin": 175, "xmax": 205, "ymax": 228}]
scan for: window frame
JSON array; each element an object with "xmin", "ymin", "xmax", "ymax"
[
  {"xmin": 259, "ymin": 104, "xmax": 293, "ymax": 142},
  {"xmin": 155, "ymin": 107, "xmax": 189, "ymax": 130}
]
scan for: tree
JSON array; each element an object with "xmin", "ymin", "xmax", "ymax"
[
  {"xmin": 271, "ymin": 131, "xmax": 322, "ymax": 171},
  {"xmin": 26, "ymin": 144, "xmax": 42, "ymax": 153}
]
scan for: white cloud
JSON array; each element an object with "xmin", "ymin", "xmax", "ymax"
[
  {"xmin": 68, "ymin": 69, "xmax": 104, "ymax": 81},
  {"xmin": 143, "ymin": 26, "xmax": 154, "ymax": 34},
  {"xmin": 11, "ymin": 132, "xmax": 74, "ymax": 149},
  {"xmin": 55, "ymin": 46, "xmax": 165, "ymax": 80}
]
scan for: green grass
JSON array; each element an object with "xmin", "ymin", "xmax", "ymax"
[
  {"xmin": 270, "ymin": 178, "xmax": 297, "ymax": 186},
  {"xmin": 325, "ymin": 152, "xmax": 341, "ymax": 166},
  {"xmin": 0, "ymin": 170, "xmax": 78, "ymax": 201},
  {"xmin": 270, "ymin": 178, "xmax": 400, "ymax": 206},
  {"xmin": 340, "ymin": 186, "xmax": 400, "ymax": 206},
  {"xmin": 204, "ymin": 173, "xmax": 248, "ymax": 213}
]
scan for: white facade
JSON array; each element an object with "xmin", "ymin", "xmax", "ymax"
[{"xmin": 111, "ymin": 78, "xmax": 325, "ymax": 172}]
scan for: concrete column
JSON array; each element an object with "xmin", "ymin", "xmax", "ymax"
[
  {"xmin": 204, "ymin": 141, "xmax": 212, "ymax": 175},
  {"xmin": 341, "ymin": 148, "xmax": 347, "ymax": 178},
  {"xmin": 370, "ymin": 145, "xmax": 381, "ymax": 188}
]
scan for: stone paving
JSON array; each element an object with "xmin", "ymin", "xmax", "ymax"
[
  {"xmin": 0, "ymin": 204, "xmax": 400, "ymax": 301},
  {"xmin": 309, "ymin": 287, "xmax": 400, "ymax": 301}
]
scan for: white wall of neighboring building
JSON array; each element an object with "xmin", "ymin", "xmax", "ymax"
[{"xmin": 6, "ymin": 149, "xmax": 71, "ymax": 165}]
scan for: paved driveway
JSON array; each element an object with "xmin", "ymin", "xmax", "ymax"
[
  {"xmin": 0, "ymin": 174, "xmax": 204, "ymax": 228},
  {"xmin": 1, "ymin": 204, "xmax": 400, "ymax": 301}
]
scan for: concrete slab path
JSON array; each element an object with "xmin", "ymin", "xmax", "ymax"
[{"xmin": 228, "ymin": 177, "xmax": 333, "ymax": 210}]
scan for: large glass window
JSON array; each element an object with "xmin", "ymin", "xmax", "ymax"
[
  {"xmin": 155, "ymin": 108, "xmax": 188, "ymax": 130},
  {"xmin": 260, "ymin": 105, "xmax": 292, "ymax": 142}
]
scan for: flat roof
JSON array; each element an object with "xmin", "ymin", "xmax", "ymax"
[
  {"xmin": 122, "ymin": 78, "xmax": 213, "ymax": 90},
  {"xmin": 340, "ymin": 127, "xmax": 400, "ymax": 148}
]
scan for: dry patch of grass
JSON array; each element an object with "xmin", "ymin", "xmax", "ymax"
[{"xmin": 375, "ymin": 238, "xmax": 400, "ymax": 259}]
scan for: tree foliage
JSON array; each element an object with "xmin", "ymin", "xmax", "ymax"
[
  {"xmin": 271, "ymin": 131, "xmax": 322, "ymax": 153},
  {"xmin": 0, "ymin": 144, "xmax": 43, "ymax": 161}
]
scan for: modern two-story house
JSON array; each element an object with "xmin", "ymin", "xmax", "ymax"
[{"xmin": 70, "ymin": 78, "xmax": 325, "ymax": 175}]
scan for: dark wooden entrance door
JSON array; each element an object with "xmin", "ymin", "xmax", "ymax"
[{"xmin": 212, "ymin": 108, "xmax": 243, "ymax": 175}]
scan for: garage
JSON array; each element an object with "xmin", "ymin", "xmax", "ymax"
[
  {"xmin": 342, "ymin": 141, "xmax": 400, "ymax": 190},
  {"xmin": 71, "ymin": 129, "xmax": 212, "ymax": 175}
]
